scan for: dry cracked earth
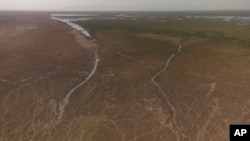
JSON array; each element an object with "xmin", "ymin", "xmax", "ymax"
[{"xmin": 0, "ymin": 12, "xmax": 250, "ymax": 141}]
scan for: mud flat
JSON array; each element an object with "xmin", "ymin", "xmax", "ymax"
[
  {"xmin": 75, "ymin": 13, "xmax": 250, "ymax": 141},
  {"xmin": 0, "ymin": 12, "xmax": 98, "ymax": 140},
  {"xmin": 1, "ymin": 11, "xmax": 250, "ymax": 141}
]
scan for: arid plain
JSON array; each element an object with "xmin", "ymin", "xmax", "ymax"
[{"xmin": 1, "ymin": 11, "xmax": 250, "ymax": 141}]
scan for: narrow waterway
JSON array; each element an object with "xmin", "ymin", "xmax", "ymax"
[
  {"xmin": 151, "ymin": 36, "xmax": 188, "ymax": 140},
  {"xmin": 52, "ymin": 16, "xmax": 100, "ymax": 119}
]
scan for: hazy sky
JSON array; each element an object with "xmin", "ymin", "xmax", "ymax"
[{"xmin": 0, "ymin": 0, "xmax": 250, "ymax": 11}]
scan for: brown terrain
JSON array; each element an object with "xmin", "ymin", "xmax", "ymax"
[{"xmin": 1, "ymin": 12, "xmax": 250, "ymax": 141}]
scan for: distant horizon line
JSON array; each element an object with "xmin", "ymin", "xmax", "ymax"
[
  {"xmin": 1, "ymin": 9, "xmax": 250, "ymax": 13},
  {"xmin": 0, "ymin": 9, "xmax": 250, "ymax": 12}
]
